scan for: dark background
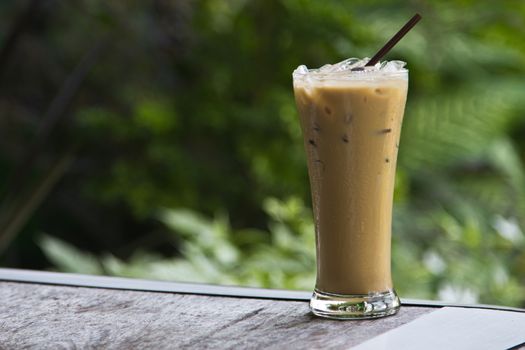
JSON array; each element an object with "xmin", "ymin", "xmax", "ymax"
[{"xmin": 1, "ymin": 0, "xmax": 525, "ymax": 306}]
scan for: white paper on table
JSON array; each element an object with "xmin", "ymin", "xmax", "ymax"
[{"xmin": 352, "ymin": 306, "xmax": 525, "ymax": 350}]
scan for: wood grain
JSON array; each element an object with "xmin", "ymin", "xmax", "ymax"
[{"xmin": 0, "ymin": 281, "xmax": 434, "ymax": 349}]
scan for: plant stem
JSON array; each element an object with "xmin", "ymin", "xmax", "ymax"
[{"xmin": 0, "ymin": 151, "xmax": 74, "ymax": 253}]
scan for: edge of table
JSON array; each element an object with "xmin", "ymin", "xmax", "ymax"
[{"xmin": 0, "ymin": 268, "xmax": 523, "ymax": 313}]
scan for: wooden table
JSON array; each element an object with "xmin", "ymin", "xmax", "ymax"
[{"xmin": 0, "ymin": 268, "xmax": 523, "ymax": 349}]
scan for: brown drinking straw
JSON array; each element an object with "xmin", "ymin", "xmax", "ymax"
[{"xmin": 365, "ymin": 13, "xmax": 422, "ymax": 67}]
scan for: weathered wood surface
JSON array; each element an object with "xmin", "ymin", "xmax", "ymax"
[{"xmin": 0, "ymin": 281, "xmax": 434, "ymax": 349}]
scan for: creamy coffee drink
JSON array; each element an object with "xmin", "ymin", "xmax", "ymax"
[{"xmin": 293, "ymin": 58, "xmax": 408, "ymax": 318}]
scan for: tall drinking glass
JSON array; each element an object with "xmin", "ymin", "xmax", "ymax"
[{"xmin": 293, "ymin": 59, "xmax": 408, "ymax": 319}]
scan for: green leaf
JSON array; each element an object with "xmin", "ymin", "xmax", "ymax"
[{"xmin": 39, "ymin": 234, "xmax": 103, "ymax": 275}]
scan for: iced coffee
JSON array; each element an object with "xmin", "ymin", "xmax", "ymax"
[{"xmin": 293, "ymin": 58, "xmax": 408, "ymax": 319}]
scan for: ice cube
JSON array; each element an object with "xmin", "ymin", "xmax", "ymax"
[
  {"xmin": 319, "ymin": 64, "xmax": 336, "ymax": 73},
  {"xmin": 338, "ymin": 57, "xmax": 370, "ymax": 71},
  {"xmin": 295, "ymin": 65, "xmax": 309, "ymax": 74},
  {"xmin": 294, "ymin": 57, "xmax": 406, "ymax": 78},
  {"xmin": 381, "ymin": 60, "xmax": 406, "ymax": 72}
]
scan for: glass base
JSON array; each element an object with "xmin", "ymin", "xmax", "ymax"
[{"xmin": 310, "ymin": 289, "xmax": 400, "ymax": 320}]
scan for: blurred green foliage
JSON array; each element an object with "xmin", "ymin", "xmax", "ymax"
[
  {"xmin": 1, "ymin": 1, "xmax": 525, "ymax": 306},
  {"xmin": 41, "ymin": 196, "xmax": 525, "ymax": 307},
  {"xmin": 41, "ymin": 198, "xmax": 317, "ymax": 290}
]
